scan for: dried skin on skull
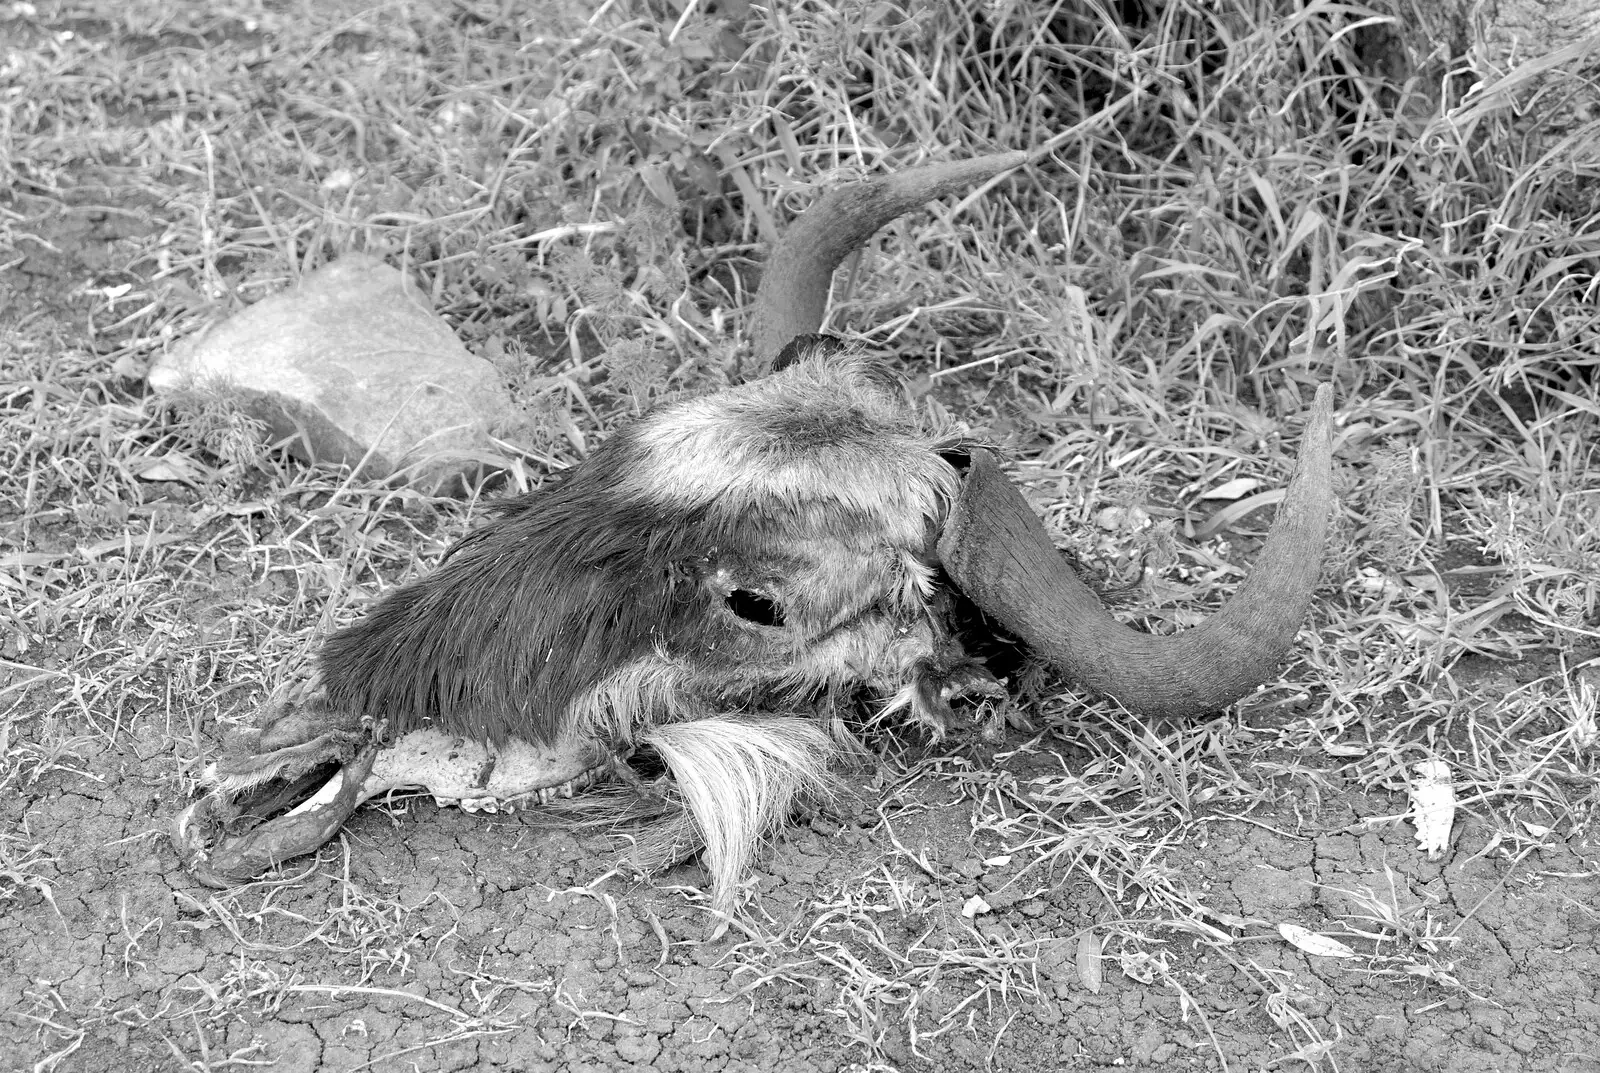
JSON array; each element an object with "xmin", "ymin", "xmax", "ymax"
[{"xmin": 177, "ymin": 338, "xmax": 992, "ymax": 906}]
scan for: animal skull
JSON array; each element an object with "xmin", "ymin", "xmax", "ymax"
[{"xmin": 173, "ymin": 155, "xmax": 1334, "ymax": 911}]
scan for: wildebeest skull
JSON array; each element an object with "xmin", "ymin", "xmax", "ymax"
[{"xmin": 173, "ymin": 154, "xmax": 1334, "ymax": 910}]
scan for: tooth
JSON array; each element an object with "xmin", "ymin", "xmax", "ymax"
[{"xmin": 285, "ymin": 770, "xmax": 348, "ymax": 818}]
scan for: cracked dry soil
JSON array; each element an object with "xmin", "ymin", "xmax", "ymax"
[{"xmin": 3, "ymin": 669, "xmax": 1599, "ymax": 1072}]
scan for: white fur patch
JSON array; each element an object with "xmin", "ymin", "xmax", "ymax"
[
  {"xmin": 642, "ymin": 716, "xmax": 839, "ymax": 912},
  {"xmin": 568, "ymin": 654, "xmax": 701, "ymax": 743},
  {"xmin": 626, "ymin": 353, "xmax": 959, "ymax": 551}
]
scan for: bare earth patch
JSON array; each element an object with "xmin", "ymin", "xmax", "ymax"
[{"xmin": 4, "ymin": 695, "xmax": 1599, "ymax": 1071}]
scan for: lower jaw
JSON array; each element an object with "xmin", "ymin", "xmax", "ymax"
[{"xmin": 174, "ymin": 727, "xmax": 610, "ymax": 888}]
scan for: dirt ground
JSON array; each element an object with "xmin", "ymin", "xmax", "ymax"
[
  {"xmin": 5, "ymin": 3, "xmax": 1600, "ymax": 1071},
  {"xmin": 4, "ymin": 673, "xmax": 1599, "ymax": 1073}
]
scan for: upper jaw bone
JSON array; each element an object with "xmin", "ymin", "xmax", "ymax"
[{"xmin": 355, "ymin": 728, "xmax": 608, "ymax": 808}]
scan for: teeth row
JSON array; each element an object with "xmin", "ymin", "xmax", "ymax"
[{"xmin": 441, "ymin": 763, "xmax": 605, "ymax": 815}]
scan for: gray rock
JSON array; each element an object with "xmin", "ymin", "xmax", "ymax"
[{"xmin": 148, "ymin": 253, "xmax": 514, "ymax": 491}]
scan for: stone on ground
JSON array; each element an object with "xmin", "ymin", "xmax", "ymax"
[{"xmin": 148, "ymin": 253, "xmax": 514, "ymax": 491}]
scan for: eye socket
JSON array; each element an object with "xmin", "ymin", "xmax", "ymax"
[{"xmin": 726, "ymin": 589, "xmax": 786, "ymax": 627}]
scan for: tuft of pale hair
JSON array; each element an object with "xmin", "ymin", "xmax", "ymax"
[{"xmin": 640, "ymin": 716, "xmax": 839, "ymax": 913}]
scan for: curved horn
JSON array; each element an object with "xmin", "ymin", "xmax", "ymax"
[
  {"xmin": 747, "ymin": 151, "xmax": 1031, "ymax": 372},
  {"xmin": 937, "ymin": 385, "xmax": 1335, "ymax": 717}
]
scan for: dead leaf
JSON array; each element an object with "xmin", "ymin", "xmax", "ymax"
[
  {"xmin": 1278, "ymin": 922, "xmax": 1356, "ymax": 958},
  {"xmin": 1322, "ymin": 742, "xmax": 1368, "ymax": 757},
  {"xmin": 638, "ymin": 164, "xmax": 679, "ymax": 209},
  {"xmin": 1201, "ymin": 476, "xmax": 1262, "ymax": 500},
  {"xmin": 1075, "ymin": 931, "xmax": 1103, "ymax": 993},
  {"xmin": 1118, "ymin": 949, "xmax": 1158, "ymax": 983},
  {"xmin": 1408, "ymin": 759, "xmax": 1455, "ymax": 860},
  {"xmin": 129, "ymin": 451, "xmax": 210, "ymax": 485}
]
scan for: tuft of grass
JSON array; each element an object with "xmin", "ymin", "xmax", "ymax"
[{"xmin": 0, "ymin": 832, "xmax": 65, "ymax": 925}]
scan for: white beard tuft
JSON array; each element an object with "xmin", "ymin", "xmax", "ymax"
[{"xmin": 640, "ymin": 716, "xmax": 840, "ymax": 912}]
